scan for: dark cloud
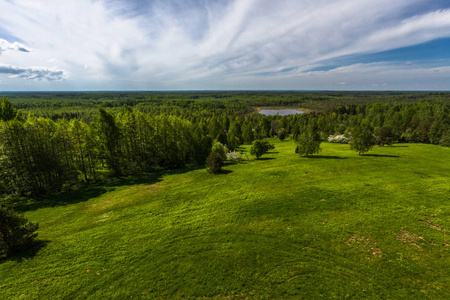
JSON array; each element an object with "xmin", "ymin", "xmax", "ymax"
[{"xmin": 0, "ymin": 64, "xmax": 67, "ymax": 81}]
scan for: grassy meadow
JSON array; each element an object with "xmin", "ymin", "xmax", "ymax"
[{"xmin": 1, "ymin": 139, "xmax": 449, "ymax": 299}]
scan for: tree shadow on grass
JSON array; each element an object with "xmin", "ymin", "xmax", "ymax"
[
  {"xmin": 217, "ymin": 169, "xmax": 233, "ymax": 175},
  {"xmin": 6, "ymin": 170, "xmax": 178, "ymax": 213},
  {"xmin": 305, "ymin": 155, "xmax": 347, "ymax": 159},
  {"xmin": 6, "ymin": 163, "xmax": 211, "ymax": 213},
  {"xmin": 361, "ymin": 154, "xmax": 400, "ymax": 158},
  {"xmin": 257, "ymin": 157, "xmax": 276, "ymax": 161},
  {"xmin": 8, "ymin": 185, "xmax": 110, "ymax": 213},
  {"xmin": 0, "ymin": 240, "xmax": 49, "ymax": 264}
]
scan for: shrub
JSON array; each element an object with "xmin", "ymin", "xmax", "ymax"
[
  {"xmin": 0, "ymin": 206, "xmax": 39, "ymax": 258},
  {"xmin": 226, "ymin": 151, "xmax": 242, "ymax": 162},
  {"xmin": 328, "ymin": 134, "xmax": 349, "ymax": 143},
  {"xmin": 206, "ymin": 151, "xmax": 223, "ymax": 174}
]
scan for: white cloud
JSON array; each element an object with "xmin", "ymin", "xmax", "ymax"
[
  {"xmin": 0, "ymin": 63, "xmax": 67, "ymax": 81},
  {"xmin": 0, "ymin": 38, "xmax": 32, "ymax": 54},
  {"xmin": 0, "ymin": 0, "xmax": 450, "ymax": 90}
]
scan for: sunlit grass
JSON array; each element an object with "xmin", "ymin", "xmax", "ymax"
[{"xmin": 1, "ymin": 139, "xmax": 449, "ymax": 299}]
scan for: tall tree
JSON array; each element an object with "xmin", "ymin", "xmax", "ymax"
[
  {"xmin": 350, "ymin": 121, "xmax": 375, "ymax": 155},
  {"xmin": 296, "ymin": 120, "xmax": 322, "ymax": 157},
  {"xmin": 96, "ymin": 108, "xmax": 123, "ymax": 176},
  {"xmin": 0, "ymin": 97, "xmax": 18, "ymax": 121}
]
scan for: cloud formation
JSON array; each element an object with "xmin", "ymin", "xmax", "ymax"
[
  {"xmin": 0, "ymin": 64, "xmax": 67, "ymax": 81},
  {"xmin": 0, "ymin": 0, "xmax": 450, "ymax": 90},
  {"xmin": 0, "ymin": 38, "xmax": 31, "ymax": 54}
]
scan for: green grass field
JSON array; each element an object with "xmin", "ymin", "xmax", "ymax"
[{"xmin": 1, "ymin": 139, "xmax": 449, "ymax": 299}]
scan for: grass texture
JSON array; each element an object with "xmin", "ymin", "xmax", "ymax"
[{"xmin": 1, "ymin": 139, "xmax": 449, "ymax": 299}]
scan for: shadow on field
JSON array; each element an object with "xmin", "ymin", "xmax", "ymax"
[
  {"xmin": 7, "ymin": 172, "xmax": 169, "ymax": 213},
  {"xmin": 257, "ymin": 157, "xmax": 276, "ymax": 161},
  {"xmin": 217, "ymin": 169, "xmax": 233, "ymax": 175},
  {"xmin": 306, "ymin": 155, "xmax": 347, "ymax": 159},
  {"xmin": 361, "ymin": 154, "xmax": 400, "ymax": 158},
  {"xmin": 0, "ymin": 240, "xmax": 49, "ymax": 264},
  {"xmin": 9, "ymin": 185, "xmax": 110, "ymax": 213},
  {"xmin": 6, "ymin": 165, "xmax": 209, "ymax": 213}
]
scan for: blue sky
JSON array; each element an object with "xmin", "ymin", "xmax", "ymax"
[{"xmin": 1, "ymin": 0, "xmax": 450, "ymax": 91}]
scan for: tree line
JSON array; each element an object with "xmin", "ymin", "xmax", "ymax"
[{"xmin": 1, "ymin": 96, "xmax": 449, "ymax": 198}]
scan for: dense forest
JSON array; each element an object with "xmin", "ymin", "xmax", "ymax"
[{"xmin": 0, "ymin": 92, "xmax": 449, "ymax": 198}]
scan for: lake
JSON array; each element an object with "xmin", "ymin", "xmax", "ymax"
[{"xmin": 258, "ymin": 109, "xmax": 304, "ymax": 116}]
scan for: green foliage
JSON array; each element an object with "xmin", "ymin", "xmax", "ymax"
[
  {"xmin": 439, "ymin": 130, "xmax": 450, "ymax": 147},
  {"xmin": 250, "ymin": 139, "xmax": 274, "ymax": 159},
  {"xmin": 350, "ymin": 122, "xmax": 375, "ymax": 155},
  {"xmin": 296, "ymin": 120, "xmax": 322, "ymax": 157},
  {"xmin": 206, "ymin": 151, "xmax": 223, "ymax": 174},
  {"xmin": 375, "ymin": 125, "xmax": 395, "ymax": 146},
  {"xmin": 96, "ymin": 107, "xmax": 123, "ymax": 176},
  {"xmin": 1, "ymin": 141, "xmax": 449, "ymax": 298},
  {"xmin": 211, "ymin": 142, "xmax": 227, "ymax": 161},
  {"xmin": 0, "ymin": 97, "xmax": 18, "ymax": 121},
  {"xmin": 0, "ymin": 93, "xmax": 449, "ymax": 199},
  {"xmin": 241, "ymin": 122, "xmax": 254, "ymax": 144},
  {"xmin": 278, "ymin": 128, "xmax": 287, "ymax": 141},
  {"xmin": 0, "ymin": 206, "xmax": 39, "ymax": 258}
]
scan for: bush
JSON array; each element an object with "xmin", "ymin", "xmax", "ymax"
[
  {"xmin": 0, "ymin": 206, "xmax": 39, "ymax": 258},
  {"xmin": 206, "ymin": 151, "xmax": 223, "ymax": 174},
  {"xmin": 226, "ymin": 150, "xmax": 242, "ymax": 162},
  {"xmin": 327, "ymin": 134, "xmax": 349, "ymax": 143}
]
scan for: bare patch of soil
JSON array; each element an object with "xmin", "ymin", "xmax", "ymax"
[
  {"xmin": 419, "ymin": 216, "xmax": 447, "ymax": 232},
  {"xmin": 345, "ymin": 235, "xmax": 382, "ymax": 258},
  {"xmin": 396, "ymin": 231, "xmax": 424, "ymax": 249}
]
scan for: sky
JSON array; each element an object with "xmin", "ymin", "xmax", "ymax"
[{"xmin": 1, "ymin": 0, "xmax": 450, "ymax": 91}]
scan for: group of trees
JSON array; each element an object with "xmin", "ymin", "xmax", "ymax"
[
  {"xmin": 2, "ymin": 93, "xmax": 448, "ymax": 258},
  {"xmin": 0, "ymin": 101, "xmax": 213, "ymax": 197},
  {"xmin": 1, "ymin": 95, "xmax": 449, "ymax": 197}
]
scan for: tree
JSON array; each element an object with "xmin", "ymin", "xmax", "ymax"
[
  {"xmin": 375, "ymin": 125, "xmax": 394, "ymax": 146},
  {"xmin": 278, "ymin": 128, "xmax": 287, "ymax": 141},
  {"xmin": 0, "ymin": 206, "xmax": 39, "ymax": 258},
  {"xmin": 206, "ymin": 151, "xmax": 223, "ymax": 174},
  {"xmin": 96, "ymin": 108, "xmax": 123, "ymax": 176},
  {"xmin": 296, "ymin": 121, "xmax": 321, "ymax": 157},
  {"xmin": 241, "ymin": 122, "xmax": 254, "ymax": 144},
  {"xmin": 250, "ymin": 139, "xmax": 274, "ymax": 159},
  {"xmin": 0, "ymin": 97, "xmax": 18, "ymax": 121},
  {"xmin": 350, "ymin": 122, "xmax": 375, "ymax": 155},
  {"xmin": 211, "ymin": 142, "xmax": 227, "ymax": 161}
]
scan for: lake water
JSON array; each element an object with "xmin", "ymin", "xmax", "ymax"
[{"xmin": 258, "ymin": 109, "xmax": 304, "ymax": 116}]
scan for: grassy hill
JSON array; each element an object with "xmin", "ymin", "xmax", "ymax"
[{"xmin": 1, "ymin": 139, "xmax": 449, "ymax": 299}]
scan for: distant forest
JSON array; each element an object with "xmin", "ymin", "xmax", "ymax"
[{"xmin": 1, "ymin": 91, "xmax": 449, "ymax": 198}]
